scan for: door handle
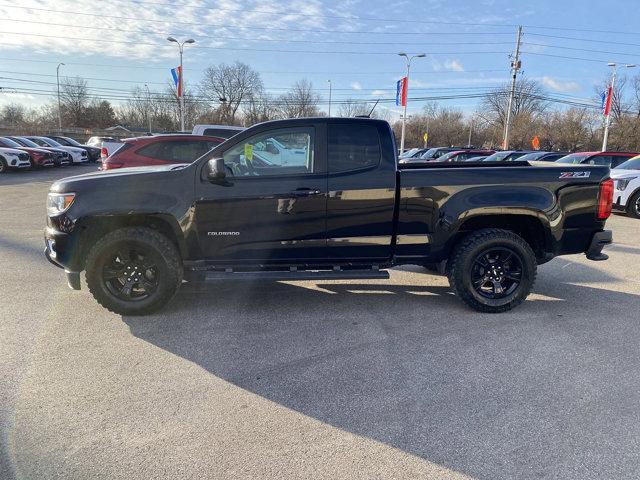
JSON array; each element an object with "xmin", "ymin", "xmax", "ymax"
[{"xmin": 290, "ymin": 188, "xmax": 322, "ymax": 197}]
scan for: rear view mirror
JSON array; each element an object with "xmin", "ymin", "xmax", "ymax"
[{"xmin": 207, "ymin": 158, "xmax": 226, "ymax": 182}]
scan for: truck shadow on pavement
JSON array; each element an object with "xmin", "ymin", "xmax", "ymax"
[{"xmin": 122, "ymin": 261, "xmax": 640, "ymax": 479}]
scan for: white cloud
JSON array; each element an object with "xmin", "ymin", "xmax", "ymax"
[
  {"xmin": 0, "ymin": 0, "xmax": 359, "ymax": 60},
  {"xmin": 443, "ymin": 59, "xmax": 464, "ymax": 72},
  {"xmin": 371, "ymin": 90, "xmax": 387, "ymax": 97},
  {"xmin": 542, "ymin": 76, "xmax": 580, "ymax": 93},
  {"xmin": 350, "ymin": 81, "xmax": 362, "ymax": 90}
]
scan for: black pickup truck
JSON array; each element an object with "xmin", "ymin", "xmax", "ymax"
[{"xmin": 45, "ymin": 117, "xmax": 613, "ymax": 315}]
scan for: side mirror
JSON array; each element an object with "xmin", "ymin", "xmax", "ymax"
[{"xmin": 207, "ymin": 157, "xmax": 226, "ymax": 182}]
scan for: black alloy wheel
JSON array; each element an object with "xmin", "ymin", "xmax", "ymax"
[
  {"xmin": 102, "ymin": 246, "xmax": 159, "ymax": 301},
  {"xmin": 471, "ymin": 247, "xmax": 523, "ymax": 299}
]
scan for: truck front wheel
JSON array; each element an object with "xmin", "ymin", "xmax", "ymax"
[
  {"xmin": 447, "ymin": 229, "xmax": 537, "ymax": 313},
  {"xmin": 85, "ymin": 227, "xmax": 183, "ymax": 316}
]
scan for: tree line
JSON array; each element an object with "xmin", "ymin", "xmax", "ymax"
[{"xmin": 2, "ymin": 62, "xmax": 640, "ymax": 152}]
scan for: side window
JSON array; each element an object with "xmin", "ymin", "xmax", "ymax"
[
  {"xmin": 137, "ymin": 141, "xmax": 209, "ymax": 162},
  {"xmin": 137, "ymin": 142, "xmax": 165, "ymax": 160},
  {"xmin": 223, "ymin": 127, "xmax": 315, "ymax": 176},
  {"xmin": 328, "ymin": 124, "xmax": 380, "ymax": 173},
  {"xmin": 611, "ymin": 156, "xmax": 628, "ymax": 168},
  {"xmin": 589, "ymin": 156, "xmax": 612, "ymax": 166}
]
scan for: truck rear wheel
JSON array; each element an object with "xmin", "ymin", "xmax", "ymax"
[
  {"xmin": 85, "ymin": 227, "xmax": 183, "ymax": 316},
  {"xmin": 447, "ymin": 229, "xmax": 537, "ymax": 313},
  {"xmin": 626, "ymin": 191, "xmax": 640, "ymax": 219}
]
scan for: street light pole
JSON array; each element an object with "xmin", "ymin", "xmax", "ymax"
[
  {"xmin": 144, "ymin": 83, "xmax": 152, "ymax": 134},
  {"xmin": 398, "ymin": 52, "xmax": 425, "ymax": 153},
  {"xmin": 56, "ymin": 62, "xmax": 65, "ymax": 131},
  {"xmin": 167, "ymin": 37, "xmax": 195, "ymax": 132},
  {"xmin": 602, "ymin": 62, "xmax": 636, "ymax": 151},
  {"xmin": 327, "ymin": 79, "xmax": 332, "ymax": 116}
]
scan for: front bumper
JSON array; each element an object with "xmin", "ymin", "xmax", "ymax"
[
  {"xmin": 586, "ymin": 230, "xmax": 612, "ymax": 261},
  {"xmin": 7, "ymin": 157, "xmax": 31, "ymax": 169},
  {"xmin": 45, "ymin": 231, "xmax": 82, "ymax": 290}
]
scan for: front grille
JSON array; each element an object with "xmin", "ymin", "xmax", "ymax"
[{"xmin": 19, "ymin": 153, "xmax": 29, "ymax": 161}]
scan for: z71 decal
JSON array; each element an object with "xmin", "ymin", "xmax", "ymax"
[{"xmin": 559, "ymin": 171, "xmax": 591, "ymax": 179}]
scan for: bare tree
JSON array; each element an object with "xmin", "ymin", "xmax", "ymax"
[
  {"xmin": 199, "ymin": 62, "xmax": 263, "ymax": 125},
  {"xmin": 60, "ymin": 76, "xmax": 89, "ymax": 126},
  {"xmin": 277, "ymin": 79, "xmax": 320, "ymax": 118},
  {"xmin": 243, "ymin": 92, "xmax": 278, "ymax": 125},
  {"xmin": 337, "ymin": 98, "xmax": 371, "ymax": 117},
  {"xmin": 479, "ymin": 78, "xmax": 549, "ymax": 130},
  {"xmin": 0, "ymin": 103, "xmax": 26, "ymax": 125}
]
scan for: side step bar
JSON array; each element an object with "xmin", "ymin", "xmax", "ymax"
[{"xmin": 196, "ymin": 268, "xmax": 389, "ymax": 282}]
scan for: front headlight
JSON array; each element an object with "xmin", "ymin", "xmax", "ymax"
[
  {"xmin": 617, "ymin": 177, "xmax": 636, "ymax": 191},
  {"xmin": 47, "ymin": 193, "xmax": 75, "ymax": 216}
]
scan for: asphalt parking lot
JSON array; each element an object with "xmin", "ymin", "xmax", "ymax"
[{"xmin": 1, "ymin": 166, "xmax": 640, "ymax": 480}]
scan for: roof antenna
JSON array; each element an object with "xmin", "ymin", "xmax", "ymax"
[{"xmin": 356, "ymin": 99, "xmax": 380, "ymax": 118}]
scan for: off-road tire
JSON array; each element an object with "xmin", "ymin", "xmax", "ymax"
[
  {"xmin": 447, "ymin": 228, "xmax": 537, "ymax": 313},
  {"xmin": 626, "ymin": 190, "xmax": 640, "ymax": 219},
  {"xmin": 85, "ymin": 227, "xmax": 183, "ymax": 315}
]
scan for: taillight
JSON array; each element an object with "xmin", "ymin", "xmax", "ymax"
[
  {"xmin": 101, "ymin": 147, "xmax": 108, "ymax": 159},
  {"xmin": 103, "ymin": 161, "xmax": 124, "ymax": 170},
  {"xmin": 597, "ymin": 178, "xmax": 614, "ymax": 220}
]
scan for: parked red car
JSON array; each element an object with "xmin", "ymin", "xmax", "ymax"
[
  {"xmin": 101, "ymin": 134, "xmax": 226, "ymax": 170},
  {"xmin": 0, "ymin": 136, "xmax": 54, "ymax": 167},
  {"xmin": 556, "ymin": 151, "xmax": 637, "ymax": 168}
]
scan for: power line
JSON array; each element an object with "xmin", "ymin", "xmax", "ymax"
[
  {"xmin": 0, "ymin": 31, "xmax": 511, "ymax": 56},
  {"xmin": 0, "ymin": 1, "xmax": 516, "ymax": 30},
  {"xmin": 527, "ymin": 32, "xmax": 640, "ymax": 48},
  {"xmin": 524, "ymin": 42, "xmax": 640, "ymax": 60},
  {"xmin": 8, "ymin": 2, "xmax": 640, "ymax": 36},
  {"xmin": 0, "ymin": 59, "xmax": 505, "ymax": 76},
  {"xmin": 0, "ymin": 18, "xmax": 517, "ymax": 39}
]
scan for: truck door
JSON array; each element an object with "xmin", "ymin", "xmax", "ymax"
[
  {"xmin": 194, "ymin": 123, "xmax": 328, "ymax": 261},
  {"xmin": 326, "ymin": 121, "xmax": 397, "ymax": 260}
]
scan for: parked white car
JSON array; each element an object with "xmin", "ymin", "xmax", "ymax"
[
  {"xmin": 612, "ymin": 155, "xmax": 640, "ymax": 218},
  {"xmin": 23, "ymin": 136, "xmax": 88, "ymax": 164},
  {"xmin": 0, "ymin": 147, "xmax": 31, "ymax": 172}
]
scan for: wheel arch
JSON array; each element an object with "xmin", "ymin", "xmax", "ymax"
[
  {"xmin": 450, "ymin": 213, "xmax": 551, "ymax": 262},
  {"xmin": 74, "ymin": 213, "xmax": 186, "ymax": 270}
]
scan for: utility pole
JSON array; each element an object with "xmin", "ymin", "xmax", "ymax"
[
  {"xmin": 56, "ymin": 62, "xmax": 65, "ymax": 131},
  {"xmin": 398, "ymin": 52, "xmax": 425, "ymax": 153},
  {"xmin": 468, "ymin": 115, "xmax": 474, "ymax": 148},
  {"xmin": 144, "ymin": 83, "xmax": 152, "ymax": 134},
  {"xmin": 327, "ymin": 79, "xmax": 332, "ymax": 116},
  {"xmin": 167, "ymin": 37, "xmax": 195, "ymax": 132},
  {"xmin": 602, "ymin": 62, "xmax": 636, "ymax": 151},
  {"xmin": 502, "ymin": 25, "xmax": 522, "ymax": 150}
]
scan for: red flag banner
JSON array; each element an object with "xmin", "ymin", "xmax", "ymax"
[{"xmin": 603, "ymin": 84, "xmax": 613, "ymax": 117}]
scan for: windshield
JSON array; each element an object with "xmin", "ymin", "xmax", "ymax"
[
  {"xmin": 0, "ymin": 137, "xmax": 23, "ymax": 148},
  {"xmin": 60, "ymin": 137, "xmax": 82, "ymax": 147},
  {"xmin": 399, "ymin": 148, "xmax": 419, "ymax": 159},
  {"xmin": 437, "ymin": 151, "xmax": 461, "ymax": 162},
  {"xmin": 482, "ymin": 151, "xmax": 512, "ymax": 162},
  {"xmin": 36, "ymin": 137, "xmax": 62, "ymax": 147},
  {"xmin": 556, "ymin": 153, "xmax": 588, "ymax": 164},
  {"xmin": 517, "ymin": 152, "xmax": 545, "ymax": 162},
  {"xmin": 13, "ymin": 137, "xmax": 40, "ymax": 148},
  {"xmin": 419, "ymin": 148, "xmax": 441, "ymax": 159},
  {"xmin": 614, "ymin": 156, "xmax": 640, "ymax": 170}
]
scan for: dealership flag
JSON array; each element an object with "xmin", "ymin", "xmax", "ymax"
[
  {"xmin": 602, "ymin": 84, "xmax": 613, "ymax": 116},
  {"xmin": 396, "ymin": 77, "xmax": 408, "ymax": 106},
  {"xmin": 171, "ymin": 66, "xmax": 182, "ymax": 97}
]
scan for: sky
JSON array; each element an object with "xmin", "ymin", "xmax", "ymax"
[{"xmin": 0, "ymin": 0, "xmax": 638, "ymax": 121}]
